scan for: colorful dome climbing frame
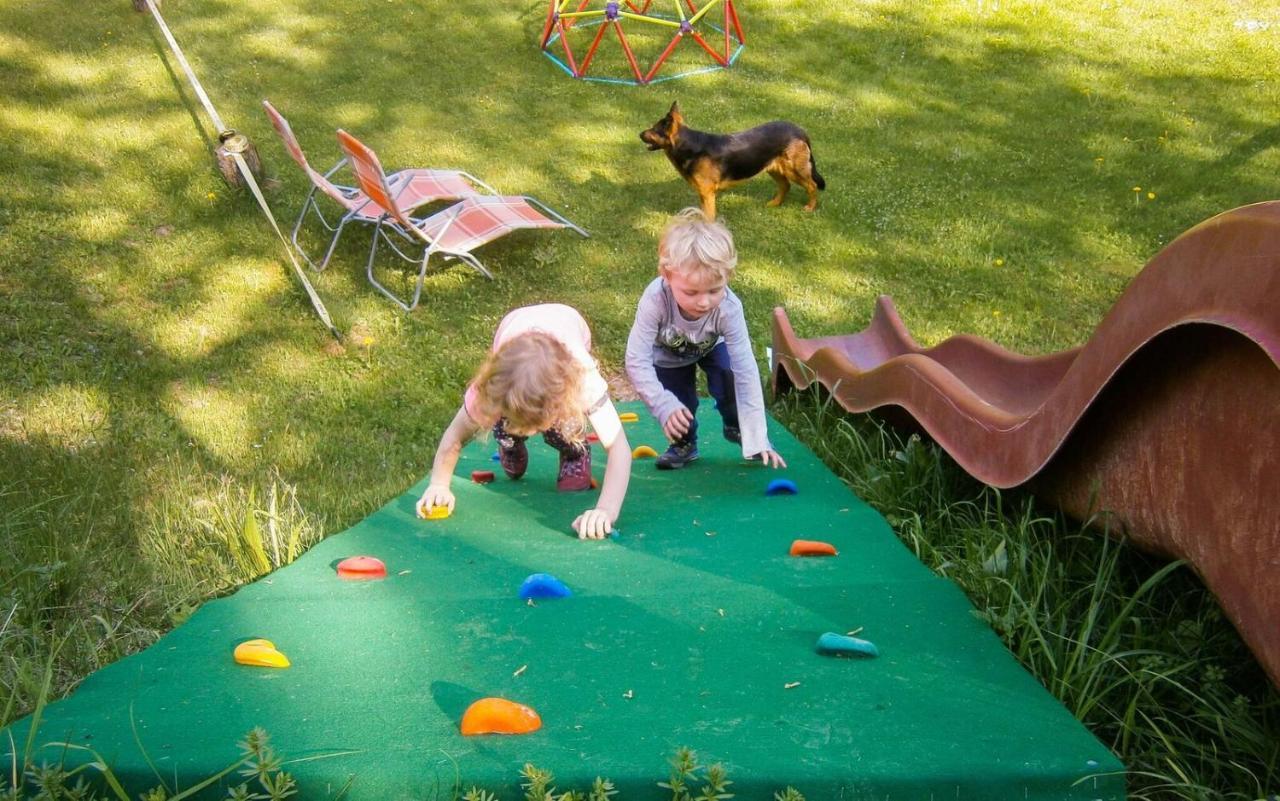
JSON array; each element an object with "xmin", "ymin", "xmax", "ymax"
[{"xmin": 539, "ymin": 0, "xmax": 745, "ymax": 85}]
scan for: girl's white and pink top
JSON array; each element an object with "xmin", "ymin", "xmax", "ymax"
[{"xmin": 463, "ymin": 304, "xmax": 623, "ymax": 448}]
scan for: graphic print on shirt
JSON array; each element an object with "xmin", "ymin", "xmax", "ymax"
[{"xmin": 657, "ymin": 324, "xmax": 719, "ymax": 360}]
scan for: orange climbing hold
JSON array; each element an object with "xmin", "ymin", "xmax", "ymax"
[
  {"xmin": 233, "ymin": 639, "xmax": 290, "ymax": 668},
  {"xmin": 336, "ymin": 555, "xmax": 387, "ymax": 580},
  {"xmin": 460, "ymin": 697, "xmax": 542, "ymax": 736},
  {"xmin": 790, "ymin": 539, "xmax": 838, "ymax": 557}
]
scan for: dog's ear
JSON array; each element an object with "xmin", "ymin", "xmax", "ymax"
[{"xmin": 667, "ymin": 101, "xmax": 683, "ymax": 129}]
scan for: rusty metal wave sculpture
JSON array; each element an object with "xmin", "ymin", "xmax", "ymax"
[{"xmin": 772, "ymin": 201, "xmax": 1280, "ymax": 686}]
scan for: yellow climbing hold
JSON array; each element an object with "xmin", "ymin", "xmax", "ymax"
[
  {"xmin": 618, "ymin": 412, "xmax": 639, "ymax": 423},
  {"xmin": 632, "ymin": 445, "xmax": 659, "ymax": 458},
  {"xmin": 234, "ymin": 639, "xmax": 290, "ymax": 668},
  {"xmin": 416, "ymin": 499, "xmax": 451, "ymax": 520}
]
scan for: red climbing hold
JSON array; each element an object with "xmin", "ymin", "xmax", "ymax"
[{"xmin": 336, "ymin": 555, "xmax": 388, "ymax": 579}]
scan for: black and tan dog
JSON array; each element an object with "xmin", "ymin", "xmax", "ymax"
[{"xmin": 639, "ymin": 101, "xmax": 825, "ymax": 219}]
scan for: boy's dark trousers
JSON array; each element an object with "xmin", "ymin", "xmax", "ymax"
[{"xmin": 653, "ymin": 342, "xmax": 739, "ymax": 446}]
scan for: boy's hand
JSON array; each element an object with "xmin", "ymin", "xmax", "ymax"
[
  {"xmin": 572, "ymin": 508, "xmax": 615, "ymax": 540},
  {"xmin": 663, "ymin": 407, "xmax": 694, "ymax": 441},
  {"xmin": 757, "ymin": 450, "xmax": 787, "ymax": 469},
  {"xmin": 417, "ymin": 484, "xmax": 455, "ymax": 516}
]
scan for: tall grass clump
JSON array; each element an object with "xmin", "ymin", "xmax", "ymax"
[
  {"xmin": 773, "ymin": 389, "xmax": 1280, "ymax": 801},
  {"xmin": 1, "ymin": 471, "xmax": 324, "ymax": 730},
  {"xmin": 143, "ymin": 467, "xmax": 325, "ymax": 596},
  {"xmin": 0, "ymin": 483, "xmax": 162, "ymax": 734}
]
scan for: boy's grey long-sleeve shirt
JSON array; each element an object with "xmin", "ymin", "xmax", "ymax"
[{"xmin": 625, "ymin": 277, "xmax": 773, "ymax": 458}]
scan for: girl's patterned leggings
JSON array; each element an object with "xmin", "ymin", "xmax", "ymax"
[{"xmin": 493, "ymin": 418, "xmax": 588, "ymax": 458}]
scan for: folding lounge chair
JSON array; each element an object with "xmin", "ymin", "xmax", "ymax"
[
  {"xmin": 335, "ymin": 129, "xmax": 589, "ymax": 311},
  {"xmin": 261, "ymin": 100, "xmax": 497, "ymax": 272}
]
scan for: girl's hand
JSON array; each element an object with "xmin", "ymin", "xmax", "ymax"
[
  {"xmin": 417, "ymin": 484, "xmax": 455, "ymax": 517},
  {"xmin": 572, "ymin": 508, "xmax": 615, "ymax": 540},
  {"xmin": 757, "ymin": 450, "xmax": 787, "ymax": 469},
  {"xmin": 662, "ymin": 407, "xmax": 693, "ymax": 441}
]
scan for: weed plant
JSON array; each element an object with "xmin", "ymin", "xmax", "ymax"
[
  {"xmin": 1, "ymin": 727, "xmax": 297, "ymax": 801},
  {"xmin": 773, "ymin": 388, "xmax": 1280, "ymax": 801},
  {"xmin": 461, "ymin": 763, "xmax": 616, "ymax": 801},
  {"xmin": 467, "ymin": 750, "xmax": 735, "ymax": 801},
  {"xmin": 657, "ymin": 747, "xmax": 733, "ymax": 801}
]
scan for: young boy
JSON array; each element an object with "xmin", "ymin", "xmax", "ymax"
[{"xmin": 625, "ymin": 208, "xmax": 786, "ymax": 470}]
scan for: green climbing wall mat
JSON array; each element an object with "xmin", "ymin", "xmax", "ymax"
[{"xmin": 3, "ymin": 404, "xmax": 1125, "ymax": 799}]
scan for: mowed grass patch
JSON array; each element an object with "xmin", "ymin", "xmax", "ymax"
[{"xmin": 1, "ymin": 0, "xmax": 1278, "ymax": 797}]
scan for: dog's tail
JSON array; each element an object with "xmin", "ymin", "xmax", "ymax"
[{"xmin": 809, "ymin": 148, "xmax": 826, "ymax": 191}]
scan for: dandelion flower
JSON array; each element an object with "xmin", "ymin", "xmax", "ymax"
[
  {"xmin": 207, "ymin": 192, "xmax": 216, "ymax": 199},
  {"xmin": 1132, "ymin": 186, "xmax": 1141, "ymax": 192},
  {"xmin": 994, "ymin": 258, "xmax": 1004, "ymax": 267},
  {"xmin": 1147, "ymin": 192, "xmax": 1156, "ymax": 200},
  {"xmin": 993, "ymin": 310, "xmax": 1002, "ymax": 317}
]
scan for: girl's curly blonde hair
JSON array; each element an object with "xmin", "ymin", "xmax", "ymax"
[{"xmin": 471, "ymin": 333, "xmax": 587, "ymax": 440}]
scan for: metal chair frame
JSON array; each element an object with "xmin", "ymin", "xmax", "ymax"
[
  {"xmin": 336, "ymin": 129, "xmax": 588, "ymax": 311},
  {"xmin": 368, "ymin": 196, "xmax": 589, "ymax": 308},
  {"xmin": 262, "ymin": 100, "xmax": 497, "ymax": 273}
]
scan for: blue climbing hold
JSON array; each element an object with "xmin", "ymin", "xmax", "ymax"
[
  {"xmin": 815, "ymin": 632, "xmax": 879, "ymax": 658},
  {"xmin": 519, "ymin": 573, "xmax": 573, "ymax": 600},
  {"xmin": 765, "ymin": 478, "xmax": 798, "ymax": 496},
  {"xmin": 491, "ymin": 452, "xmax": 501, "ymax": 462}
]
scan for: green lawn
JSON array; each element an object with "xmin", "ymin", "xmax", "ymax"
[{"xmin": 2, "ymin": 0, "xmax": 1278, "ymax": 797}]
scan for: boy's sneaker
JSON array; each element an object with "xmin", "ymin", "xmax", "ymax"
[
  {"xmin": 723, "ymin": 425, "xmax": 741, "ymax": 444},
  {"xmin": 556, "ymin": 447, "xmax": 593, "ymax": 492},
  {"xmin": 656, "ymin": 442, "xmax": 700, "ymax": 470},
  {"xmin": 499, "ymin": 439, "xmax": 529, "ymax": 480}
]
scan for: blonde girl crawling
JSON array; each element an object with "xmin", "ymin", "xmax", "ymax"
[{"xmin": 417, "ymin": 304, "xmax": 632, "ymax": 539}]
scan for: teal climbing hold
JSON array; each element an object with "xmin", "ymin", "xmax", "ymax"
[{"xmin": 815, "ymin": 632, "xmax": 879, "ymax": 658}]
